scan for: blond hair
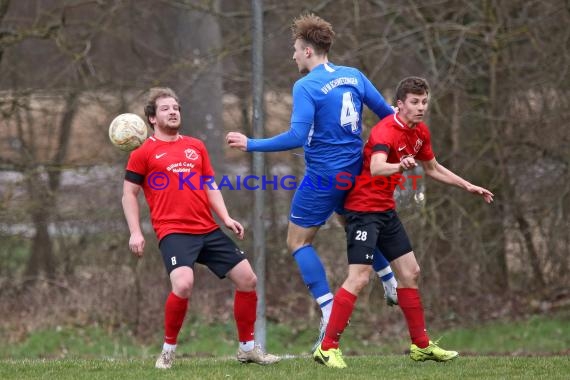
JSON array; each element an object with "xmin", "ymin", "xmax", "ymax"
[{"xmin": 291, "ymin": 14, "xmax": 335, "ymax": 55}]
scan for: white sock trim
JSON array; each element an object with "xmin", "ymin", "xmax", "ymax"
[
  {"xmin": 377, "ymin": 267, "xmax": 393, "ymax": 278},
  {"xmin": 163, "ymin": 343, "xmax": 177, "ymax": 352},
  {"xmin": 316, "ymin": 292, "xmax": 333, "ymax": 305},
  {"xmin": 321, "ymin": 302, "xmax": 332, "ymax": 324},
  {"xmin": 239, "ymin": 340, "xmax": 255, "ymax": 352}
]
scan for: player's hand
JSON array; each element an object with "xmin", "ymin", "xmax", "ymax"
[
  {"xmin": 226, "ymin": 132, "xmax": 248, "ymax": 152},
  {"xmin": 224, "ymin": 217, "xmax": 245, "ymax": 239},
  {"xmin": 466, "ymin": 184, "xmax": 494, "ymax": 204},
  {"xmin": 129, "ymin": 232, "xmax": 145, "ymax": 257},
  {"xmin": 399, "ymin": 156, "xmax": 417, "ymax": 172}
]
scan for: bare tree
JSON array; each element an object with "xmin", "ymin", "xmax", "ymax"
[{"xmin": 1, "ymin": 0, "xmax": 568, "ymax": 339}]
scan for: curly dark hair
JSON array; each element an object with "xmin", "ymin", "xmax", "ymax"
[
  {"xmin": 291, "ymin": 13, "xmax": 335, "ymax": 55},
  {"xmin": 144, "ymin": 87, "xmax": 180, "ymax": 129}
]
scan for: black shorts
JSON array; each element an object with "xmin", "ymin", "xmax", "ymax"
[
  {"xmin": 344, "ymin": 210, "xmax": 412, "ymax": 265},
  {"xmin": 158, "ymin": 229, "xmax": 246, "ymax": 278}
]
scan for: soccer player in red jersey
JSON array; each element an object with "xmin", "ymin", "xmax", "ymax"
[
  {"xmin": 313, "ymin": 77, "xmax": 494, "ymax": 367},
  {"xmin": 121, "ymin": 88, "xmax": 280, "ymax": 369},
  {"xmin": 227, "ymin": 14, "xmax": 398, "ymax": 354}
]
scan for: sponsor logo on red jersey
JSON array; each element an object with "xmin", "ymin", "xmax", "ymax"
[
  {"xmin": 413, "ymin": 138, "xmax": 424, "ymax": 153},
  {"xmin": 185, "ymin": 148, "xmax": 199, "ymax": 160}
]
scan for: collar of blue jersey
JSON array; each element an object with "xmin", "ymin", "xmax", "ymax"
[{"xmin": 313, "ymin": 62, "xmax": 336, "ymax": 72}]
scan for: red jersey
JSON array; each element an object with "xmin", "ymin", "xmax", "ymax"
[
  {"xmin": 344, "ymin": 113, "xmax": 435, "ymax": 212},
  {"xmin": 126, "ymin": 135, "xmax": 218, "ymax": 240}
]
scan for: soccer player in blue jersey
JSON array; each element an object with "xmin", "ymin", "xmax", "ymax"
[{"xmin": 226, "ymin": 13, "xmax": 397, "ymax": 349}]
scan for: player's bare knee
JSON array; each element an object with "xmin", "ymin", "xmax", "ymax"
[
  {"xmin": 243, "ymin": 272, "xmax": 257, "ymax": 290},
  {"xmin": 286, "ymin": 237, "xmax": 298, "ymax": 253},
  {"xmin": 172, "ymin": 279, "xmax": 193, "ymax": 298},
  {"xmin": 346, "ymin": 270, "xmax": 371, "ymax": 294},
  {"xmin": 287, "ymin": 236, "xmax": 309, "ymax": 253},
  {"xmin": 286, "ymin": 232, "xmax": 297, "ymax": 252},
  {"xmin": 354, "ymin": 275, "xmax": 370, "ymax": 293},
  {"xmin": 410, "ymin": 263, "xmax": 421, "ymax": 283},
  {"xmin": 235, "ymin": 271, "xmax": 257, "ymax": 291},
  {"xmin": 286, "ymin": 224, "xmax": 317, "ymax": 253},
  {"xmin": 399, "ymin": 263, "xmax": 420, "ymax": 286}
]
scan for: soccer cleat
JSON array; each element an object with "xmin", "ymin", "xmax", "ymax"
[
  {"xmin": 410, "ymin": 340, "xmax": 459, "ymax": 362},
  {"xmin": 155, "ymin": 350, "xmax": 175, "ymax": 369},
  {"xmin": 311, "ymin": 318, "xmax": 327, "ymax": 353},
  {"xmin": 383, "ymin": 281, "xmax": 398, "ymax": 306},
  {"xmin": 237, "ymin": 345, "xmax": 281, "ymax": 365},
  {"xmin": 313, "ymin": 346, "xmax": 347, "ymax": 369}
]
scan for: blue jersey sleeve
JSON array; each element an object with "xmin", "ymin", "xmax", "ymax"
[
  {"xmin": 290, "ymin": 81, "xmax": 315, "ymax": 124},
  {"xmin": 361, "ymin": 73, "xmax": 394, "ymax": 119},
  {"xmin": 247, "ymin": 81, "xmax": 314, "ymax": 152},
  {"xmin": 246, "ymin": 121, "xmax": 311, "ymax": 152}
]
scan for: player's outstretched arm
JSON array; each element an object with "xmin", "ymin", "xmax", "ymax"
[
  {"xmin": 465, "ymin": 184, "xmax": 494, "ymax": 203},
  {"xmin": 421, "ymin": 158, "xmax": 494, "ymax": 203},
  {"xmin": 226, "ymin": 122, "xmax": 309, "ymax": 153},
  {"xmin": 122, "ymin": 180, "xmax": 145, "ymax": 257},
  {"xmin": 205, "ymin": 182, "xmax": 245, "ymax": 239}
]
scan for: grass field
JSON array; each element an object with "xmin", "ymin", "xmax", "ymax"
[
  {"xmin": 1, "ymin": 313, "xmax": 568, "ymax": 379},
  {"xmin": 1, "ymin": 355, "xmax": 569, "ymax": 380}
]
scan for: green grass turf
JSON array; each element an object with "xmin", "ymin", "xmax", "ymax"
[
  {"xmin": 1, "ymin": 312, "xmax": 568, "ymax": 379},
  {"xmin": 1, "ymin": 355, "xmax": 569, "ymax": 380}
]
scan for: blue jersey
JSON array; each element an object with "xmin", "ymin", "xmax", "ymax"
[
  {"xmin": 246, "ymin": 62, "xmax": 393, "ymax": 227},
  {"xmin": 291, "ymin": 62, "xmax": 393, "ymax": 176}
]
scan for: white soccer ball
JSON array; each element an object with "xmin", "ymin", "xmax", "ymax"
[{"xmin": 108, "ymin": 113, "xmax": 148, "ymax": 152}]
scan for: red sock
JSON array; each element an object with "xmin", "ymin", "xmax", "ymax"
[
  {"xmin": 234, "ymin": 290, "xmax": 257, "ymax": 342},
  {"xmin": 164, "ymin": 292, "xmax": 189, "ymax": 345},
  {"xmin": 397, "ymin": 288, "xmax": 430, "ymax": 348},
  {"xmin": 321, "ymin": 287, "xmax": 357, "ymax": 350}
]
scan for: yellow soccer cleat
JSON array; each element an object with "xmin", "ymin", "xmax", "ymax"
[
  {"xmin": 313, "ymin": 346, "xmax": 347, "ymax": 369},
  {"xmin": 410, "ymin": 340, "xmax": 459, "ymax": 362}
]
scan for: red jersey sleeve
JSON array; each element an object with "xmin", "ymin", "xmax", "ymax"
[
  {"xmin": 415, "ymin": 124, "xmax": 435, "ymax": 161},
  {"xmin": 198, "ymin": 141, "xmax": 215, "ymax": 177},
  {"xmin": 126, "ymin": 145, "xmax": 148, "ymax": 176},
  {"xmin": 369, "ymin": 122, "xmax": 393, "ymax": 157}
]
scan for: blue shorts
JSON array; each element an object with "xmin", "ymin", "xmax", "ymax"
[{"xmin": 289, "ymin": 170, "xmax": 356, "ymax": 228}]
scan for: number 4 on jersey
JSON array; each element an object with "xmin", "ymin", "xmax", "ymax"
[{"xmin": 340, "ymin": 91, "xmax": 359, "ymax": 133}]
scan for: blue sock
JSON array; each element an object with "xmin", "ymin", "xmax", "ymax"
[
  {"xmin": 292, "ymin": 245, "xmax": 333, "ymax": 308},
  {"xmin": 372, "ymin": 248, "xmax": 394, "ymax": 282}
]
